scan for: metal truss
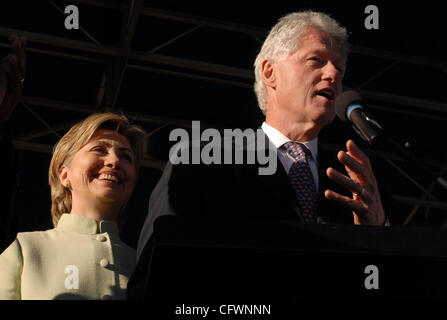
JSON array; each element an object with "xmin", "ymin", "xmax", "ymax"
[{"xmin": 1, "ymin": 0, "xmax": 447, "ymax": 224}]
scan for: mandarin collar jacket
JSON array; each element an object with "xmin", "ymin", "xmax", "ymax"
[{"xmin": 0, "ymin": 214, "xmax": 135, "ymax": 300}]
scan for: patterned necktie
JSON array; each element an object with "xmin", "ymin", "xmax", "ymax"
[{"xmin": 283, "ymin": 142, "xmax": 318, "ymax": 223}]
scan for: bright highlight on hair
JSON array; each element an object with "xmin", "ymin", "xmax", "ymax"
[{"xmin": 253, "ymin": 11, "xmax": 350, "ymax": 114}]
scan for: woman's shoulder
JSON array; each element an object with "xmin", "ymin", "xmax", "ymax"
[
  {"xmin": 17, "ymin": 227, "xmax": 55, "ymax": 238},
  {"xmin": 15, "ymin": 228, "xmax": 61, "ymax": 246}
]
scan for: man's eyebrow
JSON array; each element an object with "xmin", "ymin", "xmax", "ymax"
[
  {"xmin": 307, "ymin": 48, "xmax": 335, "ymax": 57},
  {"xmin": 307, "ymin": 48, "xmax": 344, "ymax": 64}
]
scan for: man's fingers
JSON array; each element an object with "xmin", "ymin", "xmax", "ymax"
[
  {"xmin": 324, "ymin": 189, "xmax": 367, "ymax": 214},
  {"xmin": 9, "ymin": 34, "xmax": 26, "ymax": 79},
  {"xmin": 16, "ymin": 37, "xmax": 27, "ymax": 77},
  {"xmin": 326, "ymin": 167, "xmax": 371, "ymax": 201},
  {"xmin": 21, "ymin": 36, "xmax": 27, "ymax": 48},
  {"xmin": 0, "ymin": 34, "xmax": 25, "ymax": 124},
  {"xmin": 9, "ymin": 34, "xmax": 18, "ymax": 43},
  {"xmin": 346, "ymin": 140, "xmax": 371, "ymax": 169},
  {"xmin": 327, "ymin": 167, "xmax": 361, "ymax": 193},
  {"xmin": 337, "ymin": 150, "xmax": 369, "ymax": 179},
  {"xmin": 3, "ymin": 55, "xmax": 21, "ymax": 103},
  {"xmin": 7, "ymin": 55, "xmax": 20, "ymax": 83},
  {"xmin": 326, "ymin": 141, "xmax": 386, "ymax": 226}
]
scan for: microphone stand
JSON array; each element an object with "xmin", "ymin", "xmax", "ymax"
[
  {"xmin": 381, "ymin": 136, "xmax": 447, "ymax": 190},
  {"xmin": 336, "ymin": 90, "xmax": 447, "ymax": 200},
  {"xmin": 360, "ymin": 126, "xmax": 447, "ymax": 195}
]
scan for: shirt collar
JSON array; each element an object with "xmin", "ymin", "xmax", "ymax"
[
  {"xmin": 261, "ymin": 122, "xmax": 318, "ymax": 160},
  {"xmin": 56, "ymin": 213, "xmax": 120, "ymax": 238}
]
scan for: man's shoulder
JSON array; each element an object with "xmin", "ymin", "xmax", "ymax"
[{"xmin": 168, "ymin": 129, "xmax": 277, "ymax": 178}]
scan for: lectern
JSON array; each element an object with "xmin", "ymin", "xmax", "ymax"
[{"xmin": 143, "ymin": 215, "xmax": 447, "ymax": 299}]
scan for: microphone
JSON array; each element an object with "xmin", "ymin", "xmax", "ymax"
[
  {"xmin": 335, "ymin": 90, "xmax": 384, "ymax": 146},
  {"xmin": 334, "ymin": 90, "xmax": 447, "ymax": 192}
]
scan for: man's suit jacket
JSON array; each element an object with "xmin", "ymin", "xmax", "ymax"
[
  {"xmin": 127, "ymin": 134, "xmax": 360, "ymax": 299},
  {"xmin": 168, "ymin": 140, "xmax": 353, "ymax": 224}
]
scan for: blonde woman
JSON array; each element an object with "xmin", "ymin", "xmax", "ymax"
[{"xmin": 0, "ymin": 113, "xmax": 146, "ymax": 300}]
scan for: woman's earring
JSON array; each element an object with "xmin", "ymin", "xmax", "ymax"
[{"xmin": 65, "ymin": 181, "xmax": 72, "ymax": 190}]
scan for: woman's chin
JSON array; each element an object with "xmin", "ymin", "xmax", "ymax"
[{"xmin": 93, "ymin": 192, "xmax": 127, "ymax": 206}]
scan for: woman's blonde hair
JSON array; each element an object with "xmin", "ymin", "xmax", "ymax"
[{"xmin": 48, "ymin": 113, "xmax": 146, "ymax": 227}]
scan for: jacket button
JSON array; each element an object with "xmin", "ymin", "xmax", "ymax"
[
  {"xmin": 99, "ymin": 258, "xmax": 109, "ymax": 267},
  {"xmin": 96, "ymin": 235, "xmax": 107, "ymax": 242}
]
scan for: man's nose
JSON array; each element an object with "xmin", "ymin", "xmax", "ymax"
[{"xmin": 322, "ymin": 62, "xmax": 340, "ymax": 83}]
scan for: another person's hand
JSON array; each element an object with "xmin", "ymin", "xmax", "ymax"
[
  {"xmin": 0, "ymin": 34, "xmax": 27, "ymax": 126},
  {"xmin": 324, "ymin": 140, "xmax": 386, "ymax": 225}
]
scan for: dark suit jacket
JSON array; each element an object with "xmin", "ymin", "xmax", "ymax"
[
  {"xmin": 168, "ymin": 140, "xmax": 354, "ymax": 224},
  {"xmin": 0, "ymin": 124, "xmax": 18, "ymax": 254},
  {"xmin": 127, "ymin": 133, "xmax": 366, "ymax": 299}
]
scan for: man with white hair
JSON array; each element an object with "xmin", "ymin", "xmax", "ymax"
[
  {"xmin": 128, "ymin": 11, "xmax": 387, "ymax": 299},
  {"xmin": 253, "ymin": 11, "xmax": 385, "ymax": 225}
]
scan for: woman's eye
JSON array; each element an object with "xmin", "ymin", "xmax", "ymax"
[
  {"xmin": 91, "ymin": 146, "xmax": 106, "ymax": 153},
  {"xmin": 121, "ymin": 153, "xmax": 134, "ymax": 163}
]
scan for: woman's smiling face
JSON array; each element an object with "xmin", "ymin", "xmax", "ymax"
[{"xmin": 60, "ymin": 129, "xmax": 137, "ymax": 214}]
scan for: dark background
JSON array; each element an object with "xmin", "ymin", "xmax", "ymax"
[{"xmin": 0, "ymin": 0, "xmax": 446, "ymax": 248}]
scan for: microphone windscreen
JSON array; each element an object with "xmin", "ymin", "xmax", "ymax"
[{"xmin": 335, "ymin": 90, "xmax": 363, "ymax": 121}]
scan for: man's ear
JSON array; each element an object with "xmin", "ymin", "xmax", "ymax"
[{"xmin": 261, "ymin": 59, "xmax": 276, "ymax": 88}]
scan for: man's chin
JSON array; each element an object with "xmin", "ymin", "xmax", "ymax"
[{"xmin": 315, "ymin": 111, "xmax": 336, "ymax": 127}]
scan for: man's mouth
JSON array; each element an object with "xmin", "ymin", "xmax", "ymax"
[{"xmin": 315, "ymin": 88, "xmax": 335, "ymax": 101}]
